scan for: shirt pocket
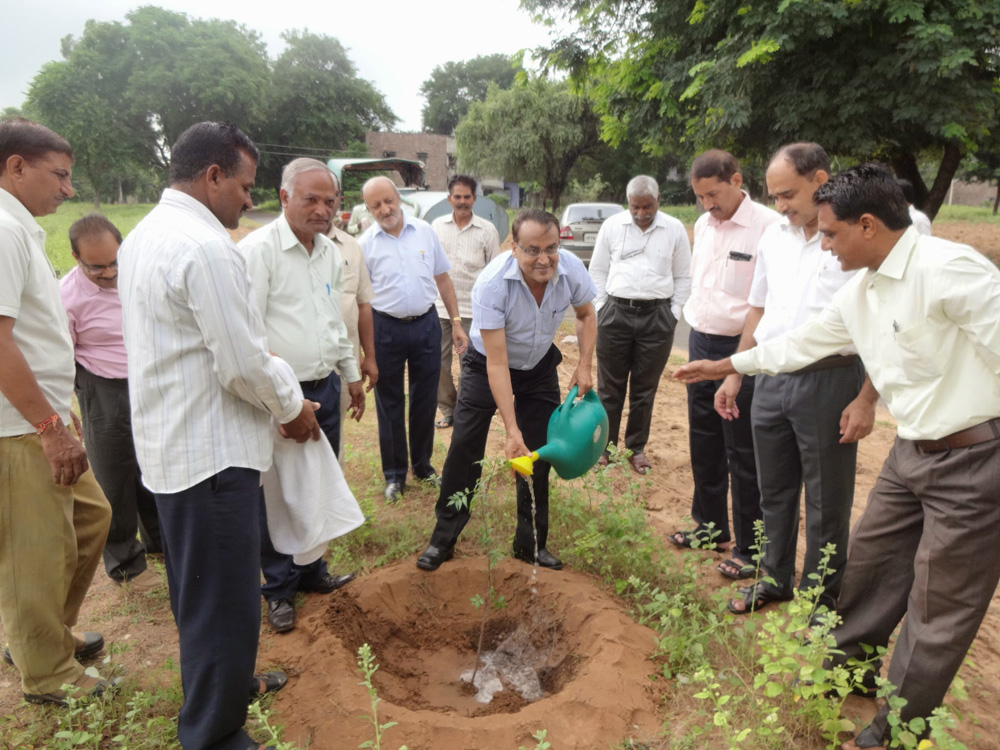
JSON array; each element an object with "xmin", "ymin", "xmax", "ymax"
[
  {"xmin": 723, "ymin": 252, "xmax": 754, "ymax": 298},
  {"xmin": 894, "ymin": 321, "xmax": 944, "ymax": 381},
  {"xmin": 653, "ymin": 248, "xmax": 673, "ymax": 277}
]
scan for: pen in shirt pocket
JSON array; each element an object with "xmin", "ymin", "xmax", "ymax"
[{"xmin": 326, "ymin": 283, "xmax": 331, "ymax": 295}]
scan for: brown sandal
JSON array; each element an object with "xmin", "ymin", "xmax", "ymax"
[{"xmin": 628, "ymin": 452, "xmax": 652, "ymax": 475}]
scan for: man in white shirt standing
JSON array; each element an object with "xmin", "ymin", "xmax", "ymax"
[
  {"xmin": 589, "ymin": 175, "xmax": 691, "ymax": 474},
  {"xmin": 432, "ymin": 174, "xmax": 500, "ymax": 430},
  {"xmin": 360, "ymin": 176, "xmax": 467, "ymax": 503},
  {"xmin": 119, "ymin": 122, "xmax": 320, "ymax": 750},
  {"xmin": 676, "ymin": 150, "xmax": 781, "ymax": 573},
  {"xmin": 675, "ymin": 164, "xmax": 1000, "ymax": 749},
  {"xmin": 0, "ymin": 118, "xmax": 113, "ymax": 707},
  {"xmin": 716, "ymin": 144, "xmax": 877, "ymax": 617},
  {"xmin": 241, "ymin": 158, "xmax": 367, "ymax": 635}
]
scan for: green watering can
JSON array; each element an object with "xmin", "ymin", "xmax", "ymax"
[{"xmin": 509, "ymin": 385, "xmax": 609, "ymax": 479}]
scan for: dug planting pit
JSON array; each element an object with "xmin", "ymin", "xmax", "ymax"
[{"xmin": 263, "ymin": 556, "xmax": 662, "ymax": 750}]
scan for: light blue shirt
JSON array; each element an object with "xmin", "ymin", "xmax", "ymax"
[
  {"xmin": 470, "ymin": 249, "xmax": 596, "ymax": 370},
  {"xmin": 359, "ymin": 214, "xmax": 451, "ymax": 317}
]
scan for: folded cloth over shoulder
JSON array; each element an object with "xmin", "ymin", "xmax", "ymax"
[{"xmin": 262, "ymin": 359, "xmax": 365, "ymax": 566}]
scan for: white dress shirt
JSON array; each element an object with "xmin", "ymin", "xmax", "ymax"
[
  {"xmin": 359, "ymin": 214, "xmax": 451, "ymax": 318},
  {"xmin": 432, "ymin": 213, "xmax": 500, "ymax": 319},
  {"xmin": 732, "ymin": 228, "xmax": 1000, "ymax": 440},
  {"xmin": 119, "ymin": 189, "xmax": 302, "ymax": 494},
  {"xmin": 684, "ymin": 194, "xmax": 782, "ymax": 336},
  {"xmin": 589, "ymin": 210, "xmax": 692, "ymax": 319},
  {"xmin": 240, "ymin": 214, "xmax": 359, "ymax": 383},
  {"xmin": 749, "ymin": 220, "xmax": 860, "ymax": 346},
  {"xmin": 909, "ymin": 205, "xmax": 932, "ymax": 236},
  {"xmin": 0, "ymin": 187, "xmax": 74, "ymax": 437}
]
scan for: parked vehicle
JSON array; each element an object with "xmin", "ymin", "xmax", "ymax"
[{"xmin": 558, "ymin": 203, "xmax": 625, "ymax": 266}]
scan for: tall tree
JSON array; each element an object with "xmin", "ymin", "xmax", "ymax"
[
  {"xmin": 26, "ymin": 20, "xmax": 155, "ymax": 206},
  {"xmin": 256, "ymin": 30, "xmax": 397, "ymax": 191},
  {"xmin": 526, "ymin": 0, "xmax": 1000, "ymax": 219},
  {"xmin": 420, "ymin": 53, "xmax": 521, "ymax": 135},
  {"xmin": 456, "ymin": 78, "xmax": 601, "ymax": 211}
]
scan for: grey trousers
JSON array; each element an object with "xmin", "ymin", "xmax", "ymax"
[
  {"xmin": 596, "ymin": 300, "xmax": 676, "ymax": 453},
  {"xmin": 750, "ymin": 362, "xmax": 864, "ymax": 604},
  {"xmin": 437, "ymin": 316, "xmax": 472, "ymax": 419},
  {"xmin": 830, "ymin": 434, "xmax": 1000, "ymax": 743},
  {"xmin": 74, "ymin": 364, "xmax": 161, "ymax": 582}
]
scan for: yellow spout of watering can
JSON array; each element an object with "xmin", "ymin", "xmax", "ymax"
[{"xmin": 507, "ymin": 385, "xmax": 609, "ymax": 480}]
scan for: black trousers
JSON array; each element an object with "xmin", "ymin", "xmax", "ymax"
[
  {"xmin": 156, "ymin": 467, "xmax": 262, "ymax": 750},
  {"xmin": 751, "ymin": 363, "xmax": 863, "ymax": 605},
  {"xmin": 429, "ymin": 345, "xmax": 562, "ymax": 554},
  {"xmin": 258, "ymin": 372, "xmax": 340, "ymax": 602},
  {"xmin": 685, "ymin": 330, "xmax": 761, "ymax": 559},
  {"xmin": 74, "ymin": 363, "xmax": 161, "ymax": 581},
  {"xmin": 372, "ymin": 308, "xmax": 441, "ymax": 484},
  {"xmin": 596, "ymin": 299, "xmax": 676, "ymax": 453}
]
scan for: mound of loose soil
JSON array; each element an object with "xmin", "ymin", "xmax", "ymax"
[{"xmin": 259, "ymin": 557, "xmax": 662, "ymax": 750}]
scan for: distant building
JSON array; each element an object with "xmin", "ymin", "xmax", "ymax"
[{"xmin": 365, "ymin": 132, "xmax": 456, "ymax": 191}]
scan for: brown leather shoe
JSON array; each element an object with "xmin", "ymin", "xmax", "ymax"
[
  {"xmin": 121, "ymin": 568, "xmax": 163, "ymax": 594},
  {"xmin": 628, "ymin": 452, "xmax": 652, "ymax": 475},
  {"xmin": 5, "ymin": 632, "xmax": 104, "ymax": 668},
  {"xmin": 24, "ymin": 671, "xmax": 121, "ymax": 707}
]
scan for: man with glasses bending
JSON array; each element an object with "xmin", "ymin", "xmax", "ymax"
[
  {"xmin": 589, "ymin": 175, "xmax": 691, "ymax": 475},
  {"xmin": 416, "ymin": 208, "xmax": 597, "ymax": 572}
]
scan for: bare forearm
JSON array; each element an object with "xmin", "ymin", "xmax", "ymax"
[
  {"xmin": 435, "ymin": 274, "xmax": 461, "ymax": 321},
  {"xmin": 486, "ymin": 360, "xmax": 519, "ymax": 435},
  {"xmin": 736, "ymin": 306, "xmax": 764, "ymax": 353},
  {"xmin": 357, "ymin": 303, "xmax": 376, "ymax": 359}
]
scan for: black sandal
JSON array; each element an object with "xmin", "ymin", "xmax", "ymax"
[
  {"xmin": 250, "ymin": 670, "xmax": 288, "ymax": 698},
  {"xmin": 727, "ymin": 582, "xmax": 793, "ymax": 615}
]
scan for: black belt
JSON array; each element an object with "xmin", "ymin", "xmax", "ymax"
[
  {"xmin": 299, "ymin": 375, "xmax": 331, "ymax": 391},
  {"xmin": 794, "ymin": 354, "xmax": 861, "ymax": 374},
  {"xmin": 914, "ymin": 418, "xmax": 1000, "ymax": 453},
  {"xmin": 609, "ymin": 295, "xmax": 670, "ymax": 309},
  {"xmin": 696, "ymin": 331, "xmax": 741, "ymax": 342},
  {"xmin": 373, "ymin": 307, "xmax": 433, "ymax": 323}
]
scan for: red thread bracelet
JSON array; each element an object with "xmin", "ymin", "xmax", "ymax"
[{"xmin": 34, "ymin": 414, "xmax": 61, "ymax": 435}]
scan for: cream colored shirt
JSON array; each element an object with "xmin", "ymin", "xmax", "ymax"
[
  {"xmin": 749, "ymin": 220, "xmax": 859, "ymax": 348},
  {"xmin": 732, "ymin": 228, "xmax": 1000, "ymax": 440},
  {"xmin": 328, "ymin": 225, "xmax": 373, "ymax": 364},
  {"xmin": 590, "ymin": 209, "xmax": 692, "ymax": 319},
  {"xmin": 432, "ymin": 212, "xmax": 500, "ymax": 319},
  {"xmin": 684, "ymin": 194, "xmax": 782, "ymax": 336},
  {"xmin": 241, "ymin": 215, "xmax": 360, "ymax": 383},
  {"xmin": 0, "ymin": 187, "xmax": 75, "ymax": 437}
]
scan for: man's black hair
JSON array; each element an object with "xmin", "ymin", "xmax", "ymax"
[
  {"xmin": 447, "ymin": 174, "xmax": 477, "ymax": 195},
  {"xmin": 813, "ymin": 164, "xmax": 912, "ymax": 231},
  {"xmin": 0, "ymin": 118, "xmax": 73, "ymax": 177},
  {"xmin": 69, "ymin": 213, "xmax": 122, "ymax": 256},
  {"xmin": 168, "ymin": 121, "xmax": 260, "ymax": 184},
  {"xmin": 690, "ymin": 149, "xmax": 741, "ymax": 182},
  {"xmin": 512, "ymin": 208, "xmax": 559, "ymax": 243},
  {"xmin": 769, "ymin": 142, "xmax": 830, "ymax": 177},
  {"xmin": 895, "ymin": 178, "xmax": 917, "ymax": 205}
]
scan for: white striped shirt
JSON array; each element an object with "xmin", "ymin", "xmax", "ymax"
[
  {"xmin": 119, "ymin": 189, "xmax": 302, "ymax": 494},
  {"xmin": 432, "ymin": 213, "xmax": 500, "ymax": 319}
]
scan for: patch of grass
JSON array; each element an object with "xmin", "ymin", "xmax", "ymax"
[
  {"xmin": 935, "ymin": 204, "xmax": 1000, "ymax": 224},
  {"xmin": 660, "ymin": 204, "xmax": 701, "ymax": 225}
]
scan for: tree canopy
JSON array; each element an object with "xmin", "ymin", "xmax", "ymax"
[
  {"xmin": 525, "ymin": 0, "xmax": 1000, "ymax": 218},
  {"xmin": 420, "ymin": 53, "xmax": 521, "ymax": 135},
  {"xmin": 456, "ymin": 78, "xmax": 601, "ymax": 210},
  {"xmin": 22, "ymin": 7, "xmax": 396, "ymax": 204}
]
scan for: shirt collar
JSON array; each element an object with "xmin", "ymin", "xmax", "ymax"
[
  {"xmin": 621, "ymin": 209, "xmax": 668, "ymax": 233},
  {"xmin": 707, "ymin": 192, "xmax": 753, "ymax": 228},
  {"xmin": 66, "ymin": 265, "xmax": 105, "ymax": 297},
  {"xmin": 873, "ymin": 226, "xmax": 919, "ymax": 281},
  {"xmin": 445, "ymin": 212, "xmax": 487, "ymax": 230},
  {"xmin": 274, "ymin": 213, "xmax": 328, "ymax": 256},
  {"xmin": 372, "ymin": 211, "xmax": 416, "ymax": 239},
  {"xmin": 0, "ymin": 186, "xmax": 46, "ymax": 244},
  {"xmin": 159, "ymin": 188, "xmax": 231, "ymax": 240},
  {"xmin": 776, "ymin": 218, "xmax": 821, "ymax": 246}
]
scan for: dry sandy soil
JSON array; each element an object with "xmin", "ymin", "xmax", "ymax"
[{"xmin": 0, "ymin": 222, "xmax": 997, "ymax": 749}]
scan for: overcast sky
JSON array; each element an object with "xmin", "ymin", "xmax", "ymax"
[{"xmin": 2, "ymin": 0, "xmax": 559, "ymax": 132}]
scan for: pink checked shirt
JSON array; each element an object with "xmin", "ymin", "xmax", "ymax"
[
  {"xmin": 683, "ymin": 194, "xmax": 781, "ymax": 336},
  {"xmin": 60, "ymin": 265, "xmax": 128, "ymax": 380}
]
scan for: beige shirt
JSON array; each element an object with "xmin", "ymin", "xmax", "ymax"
[
  {"xmin": 432, "ymin": 212, "xmax": 500, "ymax": 319},
  {"xmin": 328, "ymin": 225, "xmax": 373, "ymax": 364},
  {"xmin": 241, "ymin": 215, "xmax": 360, "ymax": 383},
  {"xmin": 0, "ymin": 187, "xmax": 75, "ymax": 437},
  {"xmin": 732, "ymin": 228, "xmax": 1000, "ymax": 440}
]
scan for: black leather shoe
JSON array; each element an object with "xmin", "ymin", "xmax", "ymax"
[
  {"xmin": 4, "ymin": 631, "xmax": 104, "ymax": 667},
  {"xmin": 416, "ymin": 545, "xmax": 454, "ymax": 571},
  {"xmin": 267, "ymin": 598, "xmax": 296, "ymax": 633},
  {"xmin": 299, "ymin": 572, "xmax": 356, "ymax": 594},
  {"xmin": 513, "ymin": 548, "xmax": 563, "ymax": 570},
  {"xmin": 384, "ymin": 482, "xmax": 404, "ymax": 503},
  {"xmin": 249, "ymin": 669, "xmax": 288, "ymax": 698}
]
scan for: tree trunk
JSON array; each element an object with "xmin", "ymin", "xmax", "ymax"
[
  {"xmin": 91, "ymin": 186, "xmax": 101, "ymax": 209},
  {"xmin": 993, "ymin": 183, "xmax": 999, "ymax": 216},
  {"xmin": 923, "ymin": 142, "xmax": 964, "ymax": 221},
  {"xmin": 891, "ymin": 152, "xmax": 929, "ymax": 209}
]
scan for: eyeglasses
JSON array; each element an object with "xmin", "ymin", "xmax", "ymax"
[
  {"xmin": 79, "ymin": 258, "xmax": 118, "ymax": 274},
  {"xmin": 514, "ymin": 242, "xmax": 560, "ymax": 258}
]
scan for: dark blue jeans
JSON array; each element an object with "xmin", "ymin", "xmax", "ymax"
[
  {"xmin": 156, "ymin": 467, "xmax": 261, "ymax": 750},
  {"xmin": 259, "ymin": 371, "xmax": 340, "ymax": 602}
]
